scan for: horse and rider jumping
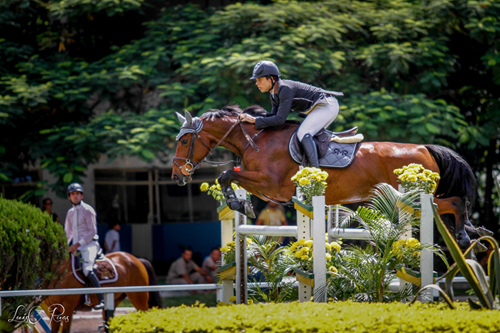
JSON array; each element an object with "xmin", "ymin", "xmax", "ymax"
[{"xmin": 172, "ymin": 60, "xmax": 490, "ymax": 250}]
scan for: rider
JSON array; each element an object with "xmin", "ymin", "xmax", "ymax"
[
  {"xmin": 240, "ymin": 60, "xmax": 343, "ymax": 168},
  {"xmin": 65, "ymin": 183, "xmax": 105, "ymax": 310}
]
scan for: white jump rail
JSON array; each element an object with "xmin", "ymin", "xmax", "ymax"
[
  {"xmin": 0, "ymin": 284, "xmax": 222, "ymax": 315},
  {"xmin": 0, "ymin": 284, "xmax": 222, "ymax": 333}
]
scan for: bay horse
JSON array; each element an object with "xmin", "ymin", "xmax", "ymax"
[
  {"xmin": 42, "ymin": 252, "xmax": 162, "ymax": 333},
  {"xmin": 171, "ymin": 105, "xmax": 480, "ymax": 249}
]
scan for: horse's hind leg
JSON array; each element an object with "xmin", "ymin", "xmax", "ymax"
[
  {"xmin": 126, "ymin": 292, "xmax": 149, "ymax": 311},
  {"xmin": 435, "ymin": 197, "xmax": 471, "ymax": 248},
  {"xmin": 435, "ymin": 197, "xmax": 490, "ymax": 251},
  {"xmin": 61, "ymin": 313, "xmax": 74, "ymax": 333},
  {"xmin": 218, "ymin": 170, "xmax": 256, "ymax": 218}
]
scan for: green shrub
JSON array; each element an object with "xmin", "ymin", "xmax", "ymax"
[
  {"xmin": 0, "ymin": 197, "xmax": 68, "ymax": 332},
  {"xmin": 109, "ymin": 301, "xmax": 500, "ymax": 333}
]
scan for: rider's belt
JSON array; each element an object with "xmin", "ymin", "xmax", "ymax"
[{"xmin": 303, "ymin": 95, "xmax": 338, "ymax": 116}]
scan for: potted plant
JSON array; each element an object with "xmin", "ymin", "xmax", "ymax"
[
  {"xmin": 287, "ymin": 237, "xmax": 338, "ymax": 287},
  {"xmin": 291, "ymin": 167, "xmax": 329, "ymax": 207},
  {"xmin": 218, "ymin": 241, "xmax": 237, "ymax": 280}
]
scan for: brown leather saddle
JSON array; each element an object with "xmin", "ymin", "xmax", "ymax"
[{"xmin": 71, "ymin": 251, "xmax": 118, "ymax": 284}]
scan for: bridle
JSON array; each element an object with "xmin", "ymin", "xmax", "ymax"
[{"xmin": 173, "ymin": 117, "xmax": 260, "ymax": 177}]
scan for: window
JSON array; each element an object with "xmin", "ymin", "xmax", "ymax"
[{"xmin": 95, "ymin": 167, "xmax": 224, "ymax": 224}]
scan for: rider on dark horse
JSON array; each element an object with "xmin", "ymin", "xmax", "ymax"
[
  {"xmin": 239, "ymin": 60, "xmax": 344, "ymax": 167},
  {"xmin": 65, "ymin": 183, "xmax": 105, "ymax": 310}
]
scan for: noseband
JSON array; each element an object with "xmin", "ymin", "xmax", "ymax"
[
  {"xmin": 173, "ymin": 118, "xmax": 259, "ymax": 177},
  {"xmin": 173, "ymin": 129, "xmax": 211, "ymax": 176}
]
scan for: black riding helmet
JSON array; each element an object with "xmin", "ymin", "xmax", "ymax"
[
  {"xmin": 250, "ymin": 61, "xmax": 280, "ymax": 80},
  {"xmin": 67, "ymin": 183, "xmax": 84, "ymax": 195}
]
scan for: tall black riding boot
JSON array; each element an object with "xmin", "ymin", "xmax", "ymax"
[
  {"xmin": 86, "ymin": 271, "xmax": 105, "ymax": 310},
  {"xmin": 301, "ymin": 133, "xmax": 319, "ymax": 168}
]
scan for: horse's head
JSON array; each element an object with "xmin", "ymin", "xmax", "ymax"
[
  {"xmin": 171, "ymin": 105, "xmax": 267, "ymax": 186},
  {"xmin": 171, "ymin": 110, "xmax": 211, "ymax": 186}
]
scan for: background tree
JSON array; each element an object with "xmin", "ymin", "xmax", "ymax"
[{"xmin": 0, "ymin": 0, "xmax": 498, "ymax": 233}]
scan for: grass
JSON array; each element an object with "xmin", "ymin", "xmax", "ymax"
[{"xmin": 118, "ymin": 292, "xmax": 218, "ymax": 308}]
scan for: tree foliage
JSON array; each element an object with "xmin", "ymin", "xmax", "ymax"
[{"xmin": 0, "ymin": 0, "xmax": 498, "ymax": 227}]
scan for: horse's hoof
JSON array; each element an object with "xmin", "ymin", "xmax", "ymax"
[
  {"xmin": 456, "ymin": 229, "xmax": 471, "ymax": 249},
  {"xmin": 476, "ymin": 226, "xmax": 494, "ymax": 237},
  {"xmin": 228, "ymin": 200, "xmax": 241, "ymax": 211},
  {"xmin": 234, "ymin": 200, "xmax": 256, "ymax": 219},
  {"xmin": 243, "ymin": 200, "xmax": 256, "ymax": 219},
  {"xmin": 472, "ymin": 240, "xmax": 488, "ymax": 253}
]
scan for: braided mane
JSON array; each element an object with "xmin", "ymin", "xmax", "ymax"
[{"xmin": 200, "ymin": 105, "xmax": 268, "ymax": 121}]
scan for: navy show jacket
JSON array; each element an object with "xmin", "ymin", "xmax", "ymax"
[{"xmin": 254, "ymin": 79, "xmax": 343, "ymax": 130}]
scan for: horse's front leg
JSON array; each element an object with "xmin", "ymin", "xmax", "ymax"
[{"xmin": 218, "ymin": 170, "xmax": 256, "ymax": 218}]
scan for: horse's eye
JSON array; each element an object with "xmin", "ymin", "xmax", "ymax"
[{"xmin": 181, "ymin": 139, "xmax": 188, "ymax": 145}]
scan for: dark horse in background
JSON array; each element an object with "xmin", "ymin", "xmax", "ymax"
[
  {"xmin": 42, "ymin": 252, "xmax": 163, "ymax": 333},
  {"xmin": 171, "ymin": 105, "xmax": 488, "ymax": 249}
]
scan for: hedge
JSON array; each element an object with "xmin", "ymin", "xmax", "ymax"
[
  {"xmin": 109, "ymin": 301, "xmax": 500, "ymax": 333},
  {"xmin": 0, "ymin": 196, "xmax": 68, "ymax": 332}
]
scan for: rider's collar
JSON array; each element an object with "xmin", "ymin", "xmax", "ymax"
[{"xmin": 176, "ymin": 117, "xmax": 203, "ymax": 141}]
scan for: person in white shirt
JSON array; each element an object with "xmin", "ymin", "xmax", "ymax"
[
  {"xmin": 65, "ymin": 183, "xmax": 105, "ymax": 310},
  {"xmin": 105, "ymin": 222, "xmax": 121, "ymax": 253}
]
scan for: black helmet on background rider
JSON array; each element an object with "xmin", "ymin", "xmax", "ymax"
[
  {"xmin": 250, "ymin": 60, "xmax": 280, "ymax": 80},
  {"xmin": 67, "ymin": 183, "xmax": 84, "ymax": 195}
]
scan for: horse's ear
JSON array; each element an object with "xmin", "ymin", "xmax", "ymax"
[
  {"xmin": 184, "ymin": 109, "xmax": 193, "ymax": 127},
  {"xmin": 175, "ymin": 112, "xmax": 185, "ymax": 124}
]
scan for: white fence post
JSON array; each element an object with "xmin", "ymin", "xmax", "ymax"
[
  {"xmin": 219, "ymin": 206, "xmax": 234, "ymax": 303},
  {"xmin": 235, "ymin": 189, "xmax": 248, "ymax": 305},
  {"xmin": 312, "ymin": 196, "xmax": 327, "ymax": 302},
  {"xmin": 104, "ymin": 292, "xmax": 115, "ymax": 331},
  {"xmin": 295, "ymin": 197, "xmax": 313, "ymax": 302},
  {"xmin": 420, "ymin": 193, "xmax": 434, "ymax": 302}
]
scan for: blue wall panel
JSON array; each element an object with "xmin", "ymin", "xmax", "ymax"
[{"xmin": 152, "ymin": 221, "xmax": 221, "ymax": 262}]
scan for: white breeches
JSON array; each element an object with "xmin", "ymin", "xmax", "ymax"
[
  {"xmin": 297, "ymin": 97, "xmax": 339, "ymax": 142},
  {"xmin": 78, "ymin": 240, "xmax": 100, "ymax": 276}
]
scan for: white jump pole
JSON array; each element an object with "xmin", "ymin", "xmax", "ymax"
[
  {"xmin": 234, "ymin": 189, "xmax": 248, "ymax": 305},
  {"xmin": 312, "ymin": 195, "xmax": 327, "ymax": 303},
  {"xmin": 295, "ymin": 196, "xmax": 313, "ymax": 302},
  {"xmin": 420, "ymin": 193, "xmax": 434, "ymax": 302},
  {"xmin": 220, "ymin": 205, "xmax": 235, "ymax": 303}
]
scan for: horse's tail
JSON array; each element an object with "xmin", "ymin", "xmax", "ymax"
[
  {"xmin": 138, "ymin": 258, "xmax": 164, "ymax": 309},
  {"xmin": 425, "ymin": 144, "xmax": 477, "ymax": 205}
]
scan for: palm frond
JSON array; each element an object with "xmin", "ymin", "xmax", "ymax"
[
  {"xmin": 369, "ymin": 183, "xmax": 421, "ymax": 227},
  {"xmin": 411, "ymin": 284, "xmax": 456, "ymax": 309}
]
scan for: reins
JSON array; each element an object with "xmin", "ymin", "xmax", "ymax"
[{"xmin": 173, "ymin": 117, "xmax": 261, "ymax": 176}]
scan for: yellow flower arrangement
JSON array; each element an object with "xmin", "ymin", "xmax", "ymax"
[
  {"xmin": 220, "ymin": 240, "xmax": 236, "ymax": 265},
  {"xmin": 291, "ymin": 167, "xmax": 329, "ymax": 205},
  {"xmin": 391, "ymin": 237, "xmax": 422, "ymax": 269},
  {"xmin": 220, "ymin": 238, "xmax": 252, "ymax": 265},
  {"xmin": 393, "ymin": 163, "xmax": 440, "ymax": 194},
  {"xmin": 200, "ymin": 179, "xmax": 241, "ymax": 203},
  {"xmin": 287, "ymin": 234, "xmax": 342, "ymax": 272}
]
